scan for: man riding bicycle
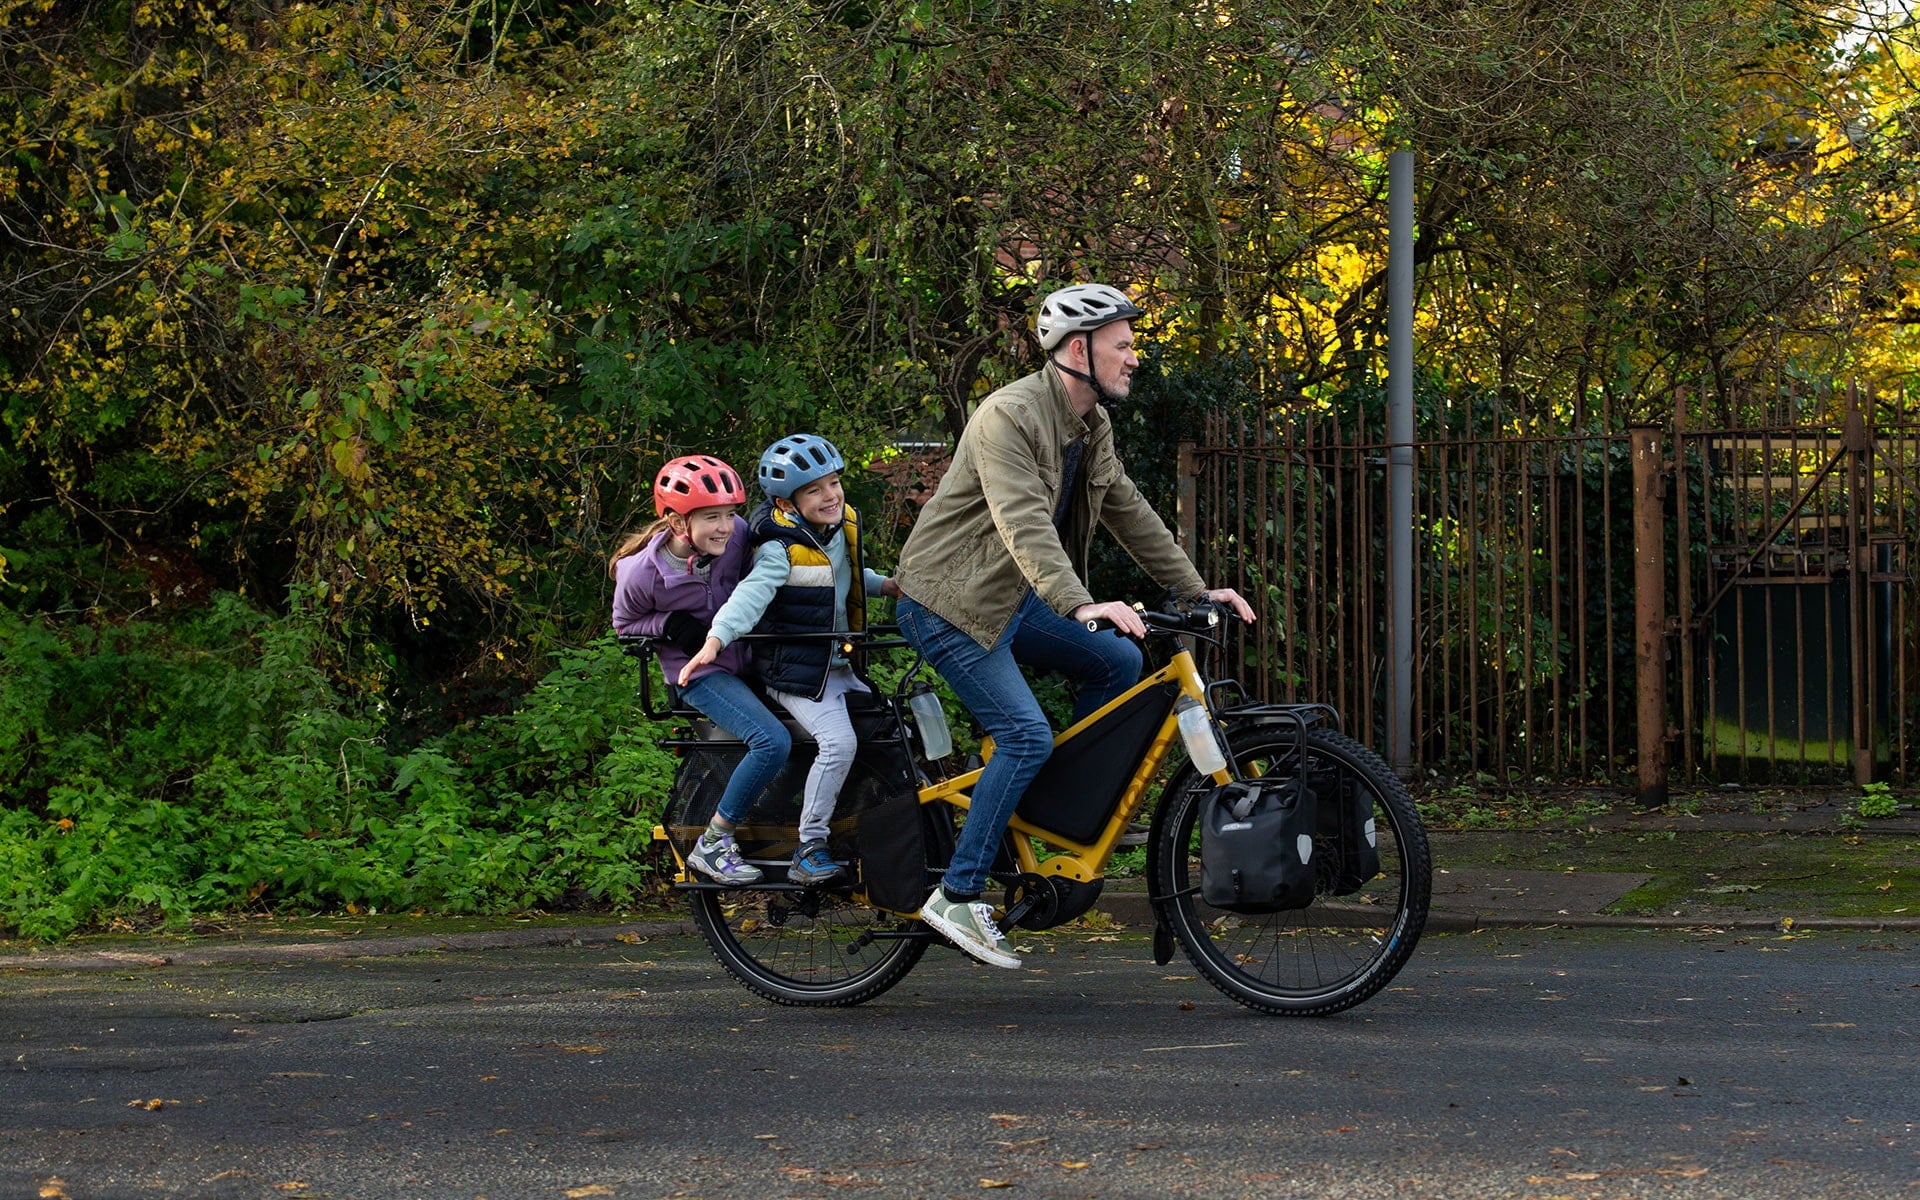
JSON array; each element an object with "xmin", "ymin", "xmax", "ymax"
[{"xmin": 892, "ymin": 282, "xmax": 1255, "ymax": 968}]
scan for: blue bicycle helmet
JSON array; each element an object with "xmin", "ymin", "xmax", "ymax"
[{"xmin": 757, "ymin": 434, "xmax": 846, "ymax": 499}]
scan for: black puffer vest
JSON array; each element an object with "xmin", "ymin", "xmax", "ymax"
[{"xmin": 748, "ymin": 500, "xmax": 867, "ymax": 701}]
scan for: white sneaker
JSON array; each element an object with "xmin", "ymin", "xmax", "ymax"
[
  {"xmin": 919, "ymin": 889, "xmax": 1022, "ymax": 969},
  {"xmin": 685, "ymin": 831, "xmax": 763, "ymax": 885}
]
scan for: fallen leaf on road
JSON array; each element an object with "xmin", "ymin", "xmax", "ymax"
[
  {"xmin": 988, "ymin": 1137, "xmax": 1049, "ymax": 1150},
  {"xmin": 272, "ymin": 1184, "xmax": 309, "ymax": 1193},
  {"xmin": 979, "ymin": 1180, "xmax": 1014, "ymax": 1189},
  {"xmin": 562, "ymin": 1045, "xmax": 604, "ymax": 1054},
  {"xmin": 39, "ymin": 1181, "xmax": 70, "ymax": 1200},
  {"xmin": 615, "ymin": 933, "xmax": 644, "ymax": 944},
  {"xmin": 1060, "ymin": 1161, "xmax": 1089, "ymax": 1169},
  {"xmin": 127, "ymin": 1098, "xmax": 167, "ymax": 1111},
  {"xmin": 988, "ymin": 1114, "xmax": 1027, "ymax": 1126},
  {"xmin": 563, "ymin": 1187, "xmax": 615, "ymax": 1198}
]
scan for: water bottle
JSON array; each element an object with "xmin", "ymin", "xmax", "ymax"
[
  {"xmin": 1175, "ymin": 695, "xmax": 1228, "ymax": 775},
  {"xmin": 907, "ymin": 682, "xmax": 954, "ymax": 761}
]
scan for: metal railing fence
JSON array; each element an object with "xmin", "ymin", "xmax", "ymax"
[{"xmin": 1187, "ymin": 406, "xmax": 1920, "ymax": 785}]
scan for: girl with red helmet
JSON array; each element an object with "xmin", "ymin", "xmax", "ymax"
[{"xmin": 610, "ymin": 454, "xmax": 790, "ymax": 885}]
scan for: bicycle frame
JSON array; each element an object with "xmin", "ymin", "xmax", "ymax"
[
  {"xmin": 916, "ymin": 644, "xmax": 1230, "ymax": 886},
  {"xmin": 638, "ymin": 624, "xmax": 1314, "ymax": 903}
]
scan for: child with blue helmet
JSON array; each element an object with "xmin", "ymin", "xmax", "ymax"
[{"xmin": 678, "ymin": 434, "xmax": 902, "ymax": 886}]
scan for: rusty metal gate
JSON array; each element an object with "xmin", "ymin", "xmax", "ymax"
[
  {"xmin": 1671, "ymin": 401, "xmax": 1920, "ymax": 785},
  {"xmin": 1183, "ymin": 396, "xmax": 1920, "ymax": 787}
]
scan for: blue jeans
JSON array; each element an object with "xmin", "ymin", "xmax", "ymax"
[
  {"xmin": 897, "ymin": 590, "xmax": 1142, "ymax": 898},
  {"xmin": 679, "ymin": 671, "xmax": 792, "ymax": 826}
]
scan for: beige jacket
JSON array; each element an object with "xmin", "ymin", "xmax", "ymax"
[{"xmin": 894, "ymin": 362, "xmax": 1206, "ymax": 649}]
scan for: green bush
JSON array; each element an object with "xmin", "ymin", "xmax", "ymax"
[{"xmin": 0, "ymin": 597, "xmax": 677, "ymax": 939}]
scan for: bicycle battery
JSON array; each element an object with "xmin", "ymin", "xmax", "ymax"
[{"xmin": 1199, "ymin": 779, "xmax": 1317, "ymax": 913}]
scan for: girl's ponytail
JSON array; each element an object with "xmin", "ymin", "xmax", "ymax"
[{"xmin": 608, "ymin": 517, "xmax": 676, "ymax": 578}]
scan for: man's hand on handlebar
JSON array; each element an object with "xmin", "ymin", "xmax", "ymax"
[
  {"xmin": 1072, "ymin": 600, "xmax": 1149, "ymax": 639},
  {"xmin": 677, "ymin": 636, "xmax": 724, "ymax": 687},
  {"xmin": 1198, "ymin": 587, "xmax": 1256, "ymax": 624}
]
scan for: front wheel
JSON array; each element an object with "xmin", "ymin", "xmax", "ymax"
[{"xmin": 1149, "ymin": 725, "xmax": 1431, "ymax": 1016}]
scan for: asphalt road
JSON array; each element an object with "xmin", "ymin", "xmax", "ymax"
[{"xmin": 4, "ymin": 926, "xmax": 1916, "ymax": 1200}]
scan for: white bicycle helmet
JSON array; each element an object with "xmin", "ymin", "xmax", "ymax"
[{"xmin": 1036, "ymin": 283, "xmax": 1145, "ymax": 352}]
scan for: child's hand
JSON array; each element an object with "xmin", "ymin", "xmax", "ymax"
[
  {"xmin": 879, "ymin": 576, "xmax": 904, "ymax": 600},
  {"xmin": 677, "ymin": 636, "xmax": 724, "ymax": 687}
]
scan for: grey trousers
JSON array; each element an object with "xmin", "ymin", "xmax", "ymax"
[{"xmin": 768, "ymin": 666, "xmax": 869, "ymax": 843}]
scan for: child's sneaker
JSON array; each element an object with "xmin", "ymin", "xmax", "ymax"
[
  {"xmin": 788, "ymin": 839, "xmax": 844, "ymax": 886},
  {"xmin": 918, "ymin": 888, "xmax": 1021, "ymax": 969},
  {"xmin": 686, "ymin": 831, "xmax": 763, "ymax": 885}
]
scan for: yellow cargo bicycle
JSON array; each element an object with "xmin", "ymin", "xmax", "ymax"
[{"xmin": 628, "ymin": 601, "xmax": 1431, "ymax": 1015}]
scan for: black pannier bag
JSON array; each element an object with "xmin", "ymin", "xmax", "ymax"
[
  {"xmin": 1312, "ymin": 765, "xmax": 1381, "ymax": 895},
  {"xmin": 853, "ymin": 788, "xmax": 929, "ymax": 912},
  {"xmin": 838, "ymin": 693, "xmax": 929, "ymax": 913},
  {"xmin": 1199, "ymin": 779, "xmax": 1317, "ymax": 914}
]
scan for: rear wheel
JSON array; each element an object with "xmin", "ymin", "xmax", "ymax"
[
  {"xmin": 688, "ymin": 884, "xmax": 927, "ymax": 1007},
  {"xmin": 669, "ymin": 754, "xmax": 929, "ymax": 1007},
  {"xmin": 1149, "ymin": 725, "xmax": 1430, "ymax": 1016}
]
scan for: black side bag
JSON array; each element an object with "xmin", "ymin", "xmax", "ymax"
[
  {"xmin": 854, "ymin": 791, "xmax": 929, "ymax": 913},
  {"xmin": 1313, "ymin": 767, "xmax": 1381, "ymax": 895},
  {"xmin": 1199, "ymin": 779, "xmax": 1317, "ymax": 914}
]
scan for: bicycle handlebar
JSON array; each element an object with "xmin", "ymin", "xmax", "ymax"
[
  {"xmin": 616, "ymin": 624, "xmax": 903, "ymax": 651},
  {"xmin": 616, "ymin": 625, "xmax": 913, "ymax": 720},
  {"xmin": 1083, "ymin": 602, "xmax": 1225, "ymax": 637}
]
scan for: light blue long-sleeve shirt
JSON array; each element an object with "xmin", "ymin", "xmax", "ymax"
[{"xmin": 708, "ymin": 526, "xmax": 889, "ymax": 650}]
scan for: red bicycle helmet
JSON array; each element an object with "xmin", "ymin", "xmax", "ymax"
[{"xmin": 653, "ymin": 455, "xmax": 747, "ymax": 516}]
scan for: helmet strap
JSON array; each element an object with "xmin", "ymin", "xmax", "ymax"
[{"xmin": 1051, "ymin": 330, "xmax": 1121, "ymax": 410}]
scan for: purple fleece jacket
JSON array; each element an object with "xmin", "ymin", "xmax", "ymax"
[{"xmin": 610, "ymin": 517, "xmax": 753, "ymax": 685}]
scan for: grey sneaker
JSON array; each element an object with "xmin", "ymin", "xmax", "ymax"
[
  {"xmin": 1117, "ymin": 821, "xmax": 1151, "ymax": 847},
  {"xmin": 919, "ymin": 889, "xmax": 1021, "ymax": 969},
  {"xmin": 685, "ymin": 832, "xmax": 763, "ymax": 885},
  {"xmin": 788, "ymin": 839, "xmax": 844, "ymax": 886}
]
